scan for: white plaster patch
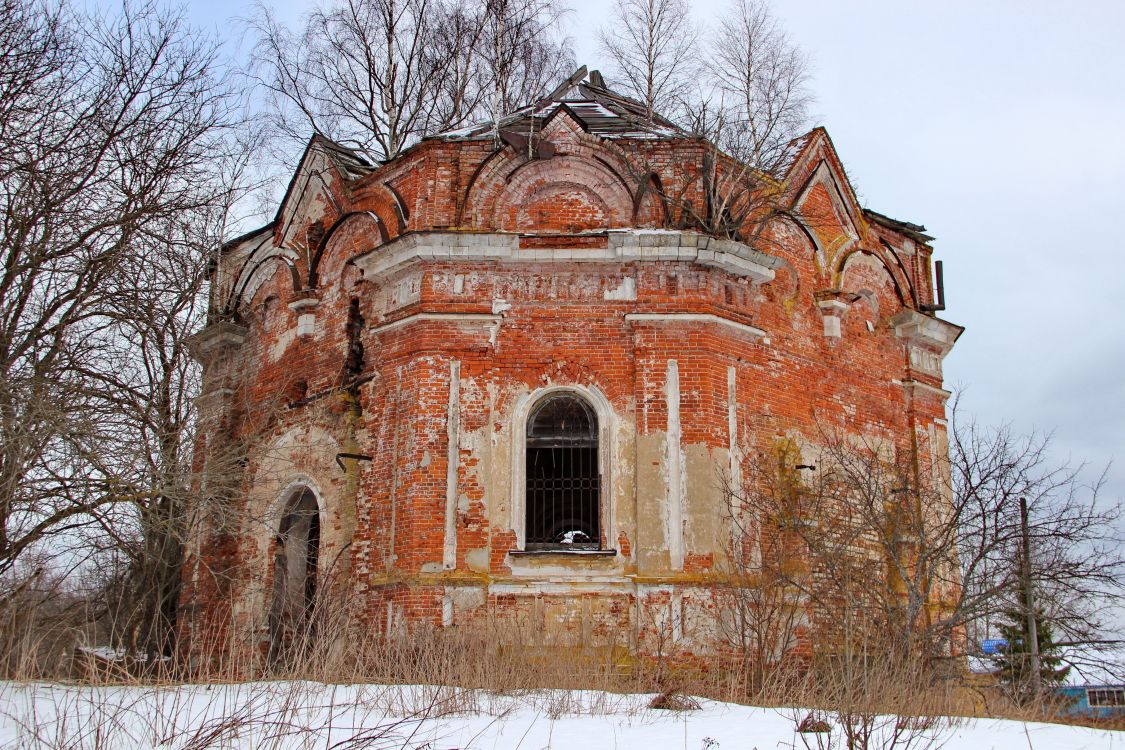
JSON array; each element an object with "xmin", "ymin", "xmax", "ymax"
[
  {"xmin": 442, "ymin": 595, "xmax": 454, "ymax": 627},
  {"xmin": 823, "ymin": 316, "xmax": 842, "ymax": 338},
  {"xmin": 447, "ymin": 585, "xmax": 486, "ymax": 613},
  {"xmin": 910, "ymin": 346, "xmax": 942, "ymax": 376},
  {"xmin": 603, "ymin": 276, "xmax": 637, "ymax": 301},
  {"xmin": 268, "ymin": 327, "xmax": 297, "ymax": 362},
  {"xmin": 727, "ymin": 366, "xmax": 740, "ymax": 511},
  {"xmin": 388, "ymin": 275, "xmax": 421, "ymax": 311},
  {"xmin": 665, "ymin": 360, "xmax": 684, "ymax": 571},
  {"xmin": 465, "ymin": 548, "xmax": 489, "ymax": 572},
  {"xmin": 444, "ymin": 359, "xmax": 461, "ymax": 570}
]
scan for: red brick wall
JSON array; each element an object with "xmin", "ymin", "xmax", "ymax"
[{"xmin": 182, "ymin": 124, "xmax": 958, "ymax": 665}]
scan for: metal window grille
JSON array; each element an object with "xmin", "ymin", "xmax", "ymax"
[{"xmin": 525, "ymin": 395, "xmax": 600, "ymax": 549}]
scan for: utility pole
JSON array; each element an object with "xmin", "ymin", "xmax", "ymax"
[{"xmin": 1019, "ymin": 496, "xmax": 1042, "ymax": 697}]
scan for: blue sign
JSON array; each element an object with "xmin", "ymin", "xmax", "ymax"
[{"xmin": 981, "ymin": 639, "xmax": 1009, "ymax": 655}]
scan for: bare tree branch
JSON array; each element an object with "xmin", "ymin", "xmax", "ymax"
[{"xmin": 598, "ymin": 0, "xmax": 698, "ymax": 122}]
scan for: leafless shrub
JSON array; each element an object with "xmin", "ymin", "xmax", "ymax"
[
  {"xmin": 0, "ymin": 680, "xmax": 447, "ymax": 750},
  {"xmin": 0, "ymin": 560, "xmax": 104, "ymax": 680},
  {"xmin": 648, "ymin": 690, "xmax": 701, "ymax": 711},
  {"xmin": 777, "ymin": 652, "xmax": 965, "ymax": 750}
]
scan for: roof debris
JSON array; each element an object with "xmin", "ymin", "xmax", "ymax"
[
  {"xmin": 310, "ymin": 133, "xmax": 375, "ymax": 180},
  {"xmin": 427, "ymin": 69, "xmax": 687, "ymax": 142},
  {"xmin": 864, "ymin": 208, "xmax": 934, "ymax": 243}
]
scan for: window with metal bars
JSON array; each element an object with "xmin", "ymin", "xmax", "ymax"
[{"xmin": 525, "ymin": 394, "xmax": 600, "ymax": 550}]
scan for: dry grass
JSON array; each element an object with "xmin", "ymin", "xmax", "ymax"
[{"xmin": 0, "ymin": 583, "xmax": 1113, "ymax": 749}]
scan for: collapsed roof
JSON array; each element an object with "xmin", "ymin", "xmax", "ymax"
[{"xmin": 429, "ymin": 66, "xmax": 687, "ymax": 142}]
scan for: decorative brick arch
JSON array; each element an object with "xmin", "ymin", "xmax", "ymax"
[
  {"xmin": 350, "ymin": 179, "xmax": 409, "ymax": 233},
  {"xmin": 466, "ymin": 155, "xmax": 635, "ymax": 232},
  {"xmin": 264, "ymin": 478, "xmax": 324, "ymax": 661},
  {"xmin": 513, "ymin": 180, "xmax": 611, "ymax": 232},
  {"xmin": 228, "ymin": 250, "xmax": 301, "ymax": 315},
  {"xmin": 309, "ymin": 210, "xmax": 391, "ymax": 287},
  {"xmin": 836, "ymin": 248, "xmax": 910, "ymax": 309},
  {"xmin": 632, "ymin": 171, "xmax": 668, "ymax": 227}
]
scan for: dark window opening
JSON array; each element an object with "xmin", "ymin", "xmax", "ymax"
[
  {"xmin": 525, "ymin": 394, "xmax": 600, "ymax": 550},
  {"xmin": 287, "ymin": 378, "xmax": 309, "ymax": 404},
  {"xmin": 1089, "ymin": 689, "xmax": 1125, "ymax": 707},
  {"xmin": 344, "ymin": 297, "xmax": 365, "ymax": 377}
]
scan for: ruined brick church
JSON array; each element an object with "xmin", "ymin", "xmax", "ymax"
[{"xmin": 183, "ymin": 69, "xmax": 962, "ymax": 662}]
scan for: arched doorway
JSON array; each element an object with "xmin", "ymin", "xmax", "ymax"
[{"xmin": 267, "ymin": 487, "xmax": 320, "ymax": 661}]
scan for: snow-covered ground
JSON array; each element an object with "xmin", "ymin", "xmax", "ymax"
[{"xmin": 0, "ymin": 681, "xmax": 1119, "ymax": 749}]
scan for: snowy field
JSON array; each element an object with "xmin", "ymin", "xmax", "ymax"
[{"xmin": 0, "ymin": 681, "xmax": 1120, "ymax": 749}]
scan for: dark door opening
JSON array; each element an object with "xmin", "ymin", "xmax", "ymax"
[{"xmin": 268, "ymin": 488, "xmax": 320, "ymax": 661}]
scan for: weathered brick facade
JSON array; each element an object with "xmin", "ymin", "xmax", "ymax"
[{"xmin": 182, "ymin": 74, "xmax": 962, "ymax": 664}]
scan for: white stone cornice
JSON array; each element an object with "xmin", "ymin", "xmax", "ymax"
[
  {"xmin": 900, "ymin": 379, "xmax": 953, "ymax": 401},
  {"xmin": 817, "ymin": 299, "xmax": 849, "ymax": 315},
  {"xmin": 187, "ymin": 320, "xmax": 247, "ymax": 363},
  {"xmin": 890, "ymin": 309, "xmax": 963, "ymax": 356},
  {"xmin": 351, "ymin": 230, "xmax": 782, "ymax": 282},
  {"xmin": 370, "ymin": 312, "xmax": 502, "ymax": 335},
  {"xmin": 624, "ymin": 313, "xmax": 767, "ymax": 341}
]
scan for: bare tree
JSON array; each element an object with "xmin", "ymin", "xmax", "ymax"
[
  {"xmin": 475, "ymin": 0, "xmax": 573, "ymax": 138},
  {"xmin": 248, "ymin": 0, "xmax": 471, "ymax": 163},
  {"xmin": 427, "ymin": 0, "xmax": 492, "ymax": 130},
  {"xmin": 950, "ymin": 419, "xmax": 1124, "ymax": 681},
  {"xmin": 247, "ymin": 0, "xmax": 573, "ymax": 164},
  {"xmin": 598, "ymin": 0, "xmax": 698, "ymax": 122},
  {"xmin": 715, "ymin": 451, "xmax": 807, "ymax": 695},
  {"xmin": 593, "ymin": 0, "xmax": 813, "ymax": 247},
  {"xmin": 721, "ymin": 406, "xmax": 1124, "ymax": 681},
  {"xmin": 0, "ymin": 0, "xmax": 246, "ymax": 610},
  {"xmin": 80, "ymin": 207, "xmax": 241, "ymax": 662},
  {"xmin": 707, "ymin": 0, "xmax": 812, "ymax": 175}
]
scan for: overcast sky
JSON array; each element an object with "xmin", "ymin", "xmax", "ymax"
[{"xmin": 186, "ymin": 0, "xmax": 1125, "ymax": 500}]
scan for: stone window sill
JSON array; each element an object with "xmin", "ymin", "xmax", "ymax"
[{"xmin": 508, "ymin": 549, "xmax": 617, "ymax": 558}]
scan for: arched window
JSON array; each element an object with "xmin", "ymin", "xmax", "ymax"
[{"xmin": 525, "ymin": 394, "xmax": 600, "ymax": 549}]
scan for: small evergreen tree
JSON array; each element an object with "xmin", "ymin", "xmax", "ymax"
[{"xmin": 992, "ymin": 593, "xmax": 1071, "ymax": 702}]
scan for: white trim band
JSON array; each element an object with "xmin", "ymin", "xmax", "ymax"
[
  {"xmin": 370, "ymin": 312, "xmax": 502, "ymax": 335},
  {"xmin": 624, "ymin": 313, "xmax": 767, "ymax": 340},
  {"xmin": 352, "ymin": 230, "xmax": 781, "ymax": 283}
]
